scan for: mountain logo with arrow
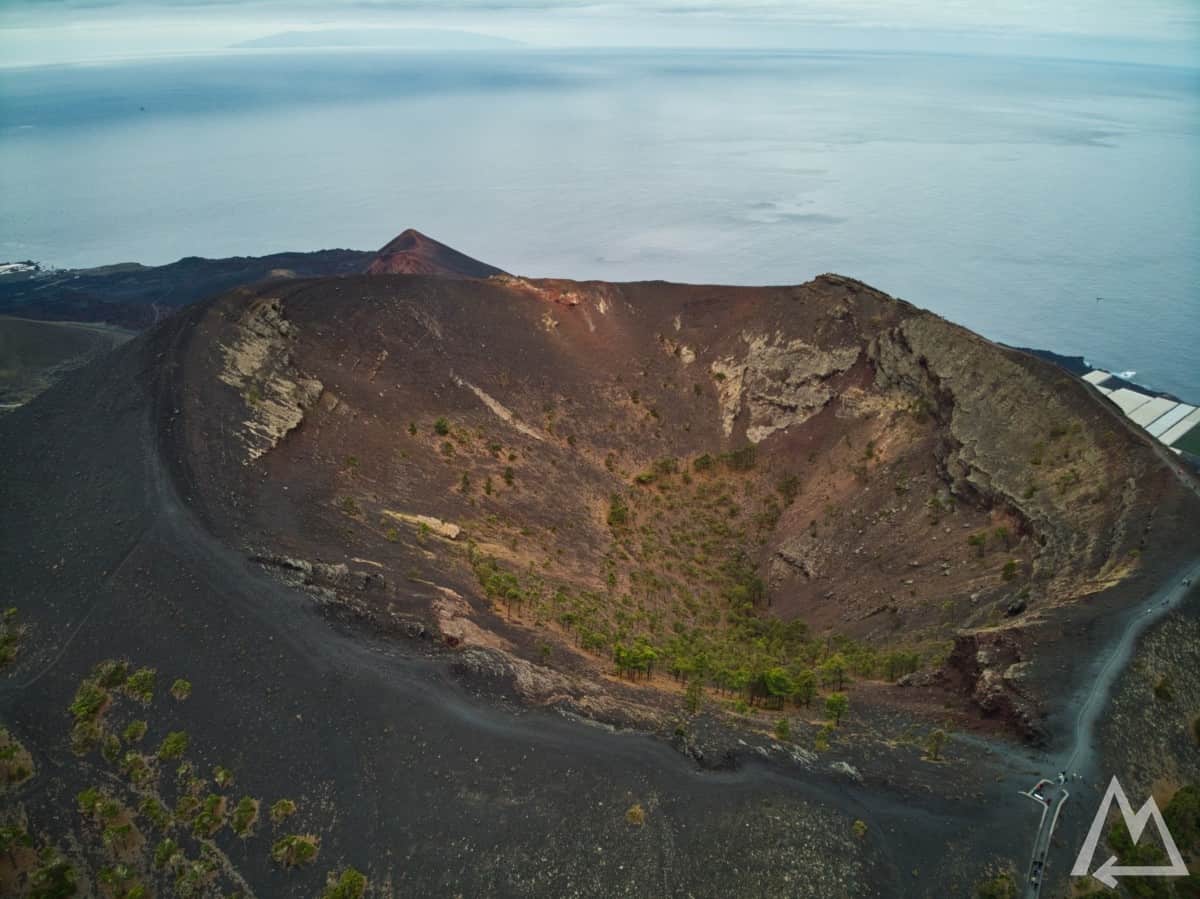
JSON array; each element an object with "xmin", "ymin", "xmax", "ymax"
[{"xmin": 1072, "ymin": 776, "xmax": 1189, "ymax": 888}]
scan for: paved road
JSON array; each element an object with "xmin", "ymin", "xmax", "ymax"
[{"xmin": 1020, "ymin": 560, "xmax": 1200, "ymax": 898}]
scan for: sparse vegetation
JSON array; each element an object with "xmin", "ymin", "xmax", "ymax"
[
  {"xmin": 814, "ymin": 723, "xmax": 833, "ymax": 752},
  {"xmin": 625, "ymin": 803, "xmax": 646, "ymax": 826},
  {"xmin": 0, "ymin": 606, "xmax": 23, "ymax": 669},
  {"xmin": 0, "ymin": 727, "xmax": 34, "ymax": 786},
  {"xmin": 607, "ymin": 494, "xmax": 630, "ymax": 528},
  {"xmin": 883, "ymin": 651, "xmax": 921, "ymax": 682},
  {"xmin": 721, "ymin": 444, "xmax": 757, "ymax": 472},
  {"xmin": 1154, "ymin": 675, "xmax": 1174, "ymax": 702},
  {"xmin": 975, "ymin": 872, "xmax": 1017, "ymax": 899},
  {"xmin": 925, "ymin": 728, "xmax": 947, "ymax": 761}
]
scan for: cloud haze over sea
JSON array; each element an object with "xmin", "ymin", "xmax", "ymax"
[{"xmin": 1, "ymin": 0, "xmax": 1198, "ymax": 67}]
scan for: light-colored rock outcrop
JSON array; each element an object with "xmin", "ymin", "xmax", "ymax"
[
  {"xmin": 218, "ymin": 297, "xmax": 322, "ymax": 462},
  {"xmin": 381, "ymin": 511, "xmax": 461, "ymax": 540},
  {"xmin": 712, "ymin": 332, "xmax": 859, "ymax": 441}
]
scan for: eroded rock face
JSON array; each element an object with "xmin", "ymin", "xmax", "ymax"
[
  {"xmin": 946, "ymin": 630, "xmax": 1043, "ymax": 741},
  {"xmin": 711, "ymin": 332, "xmax": 859, "ymax": 441},
  {"xmin": 218, "ymin": 298, "xmax": 322, "ymax": 462},
  {"xmin": 869, "ymin": 315, "xmax": 1153, "ymax": 594}
]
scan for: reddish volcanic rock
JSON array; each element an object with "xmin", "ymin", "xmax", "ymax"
[{"xmin": 367, "ymin": 229, "xmax": 505, "ymax": 278}]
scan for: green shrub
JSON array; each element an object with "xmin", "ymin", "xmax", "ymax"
[
  {"xmin": 272, "ymin": 834, "xmax": 320, "ymax": 867},
  {"xmin": 814, "ymin": 724, "xmax": 833, "ymax": 752},
  {"xmin": 191, "ymin": 794, "xmax": 226, "ymax": 837},
  {"xmin": 721, "ymin": 445, "xmax": 757, "ymax": 471},
  {"xmin": 28, "ymin": 847, "xmax": 77, "ymax": 899},
  {"xmin": 157, "ymin": 731, "xmax": 189, "ymax": 761},
  {"xmin": 154, "ymin": 838, "xmax": 179, "ymax": 869},
  {"xmin": 607, "ymin": 494, "xmax": 630, "ymax": 528},
  {"xmin": 124, "ymin": 668, "xmax": 156, "ymax": 703},
  {"xmin": 232, "ymin": 797, "xmax": 260, "ymax": 837},
  {"xmin": 101, "ymin": 733, "xmax": 122, "ymax": 764},
  {"xmin": 69, "ymin": 680, "xmax": 108, "ymax": 722},
  {"xmin": 77, "ymin": 786, "xmax": 103, "ymax": 815},
  {"xmin": 322, "ymin": 867, "xmax": 368, "ymax": 899},
  {"xmin": 433, "ymin": 417, "xmax": 450, "ymax": 436},
  {"xmin": 120, "ymin": 751, "xmax": 152, "ymax": 786},
  {"xmin": 139, "ymin": 797, "xmax": 170, "ymax": 829},
  {"xmin": 0, "ymin": 824, "xmax": 31, "ymax": 854},
  {"xmin": 777, "ymin": 475, "xmax": 801, "ymax": 505},
  {"xmin": 925, "ymin": 728, "xmax": 947, "ymax": 760},
  {"xmin": 170, "ymin": 679, "xmax": 192, "ymax": 701},
  {"xmin": 122, "ymin": 720, "xmax": 148, "ymax": 743},
  {"xmin": 825, "ymin": 692, "xmax": 849, "ymax": 726},
  {"xmin": 270, "ymin": 798, "xmax": 297, "ymax": 824},
  {"xmin": 174, "ymin": 795, "xmax": 200, "ymax": 822},
  {"xmin": 94, "ymin": 659, "xmax": 130, "ymax": 688}
]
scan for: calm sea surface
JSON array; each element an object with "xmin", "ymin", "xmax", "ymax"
[{"xmin": 2, "ymin": 50, "xmax": 1197, "ymax": 396}]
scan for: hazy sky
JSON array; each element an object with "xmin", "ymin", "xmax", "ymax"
[{"xmin": 2, "ymin": 0, "xmax": 1198, "ymax": 67}]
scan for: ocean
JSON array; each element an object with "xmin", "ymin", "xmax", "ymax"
[{"xmin": 1, "ymin": 49, "xmax": 1197, "ymax": 397}]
